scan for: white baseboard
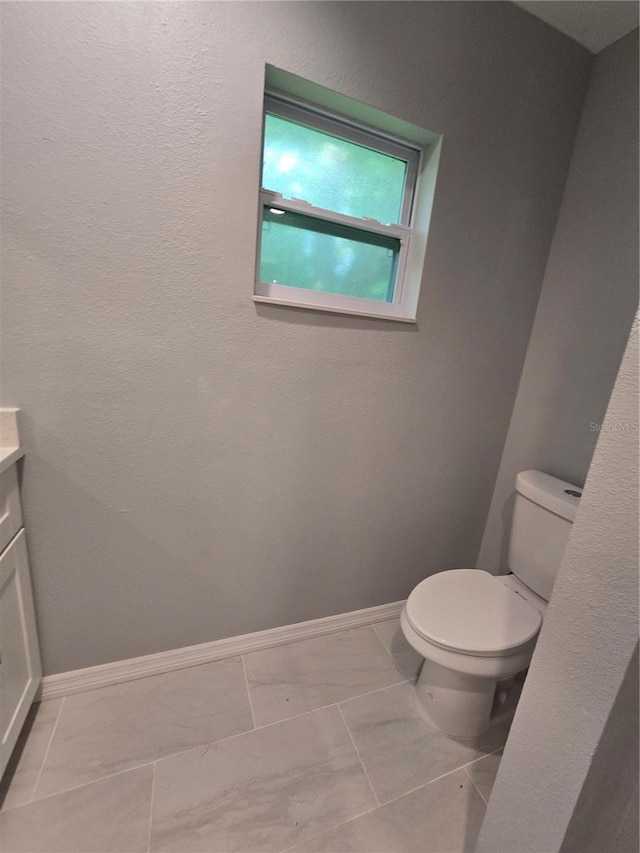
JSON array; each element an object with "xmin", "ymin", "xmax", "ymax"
[{"xmin": 40, "ymin": 600, "xmax": 405, "ymax": 701}]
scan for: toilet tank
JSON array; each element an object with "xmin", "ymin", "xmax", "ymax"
[{"xmin": 508, "ymin": 470, "xmax": 582, "ymax": 601}]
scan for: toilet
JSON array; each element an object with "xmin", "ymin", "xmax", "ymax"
[{"xmin": 401, "ymin": 470, "xmax": 581, "ymax": 739}]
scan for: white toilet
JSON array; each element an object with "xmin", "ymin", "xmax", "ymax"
[{"xmin": 401, "ymin": 470, "xmax": 581, "ymax": 739}]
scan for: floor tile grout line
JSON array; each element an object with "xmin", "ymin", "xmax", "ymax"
[
  {"xmin": 11, "ymin": 632, "xmax": 502, "ymax": 809},
  {"xmin": 7, "ymin": 730, "xmax": 505, "ymax": 819},
  {"xmin": 336, "ymin": 704, "xmax": 381, "ymax": 808},
  {"xmin": 464, "ymin": 744, "xmax": 504, "ymax": 768},
  {"xmin": 29, "ymin": 696, "xmax": 65, "ymax": 804},
  {"xmin": 240, "ymin": 655, "xmax": 257, "ymax": 730},
  {"xmin": 227, "ymin": 677, "xmax": 409, "ymax": 745},
  {"xmin": 378, "ymin": 768, "xmax": 460, "ymax": 808},
  {"xmin": 1, "ymin": 762, "xmax": 158, "ymax": 815},
  {"xmin": 150, "ymin": 679, "xmax": 411, "ymax": 770},
  {"xmin": 5, "ymin": 683, "xmax": 506, "ymax": 849},
  {"xmin": 376, "ymin": 744, "xmax": 506, "ymax": 810},
  {"xmin": 463, "ymin": 764, "xmax": 489, "ymax": 807},
  {"xmin": 3, "ymin": 682, "xmax": 411, "ymax": 812},
  {"xmin": 146, "ymin": 763, "xmax": 156, "ymax": 853},
  {"xmin": 334, "ymin": 677, "xmax": 409, "ymax": 711},
  {"xmin": 281, "ymin": 743, "xmax": 504, "ymax": 853}
]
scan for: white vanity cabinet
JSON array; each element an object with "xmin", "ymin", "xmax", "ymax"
[{"xmin": 0, "ymin": 462, "xmax": 42, "ymax": 778}]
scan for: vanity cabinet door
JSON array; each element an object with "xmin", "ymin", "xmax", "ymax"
[
  {"xmin": 0, "ymin": 529, "xmax": 42, "ymax": 778},
  {"xmin": 0, "ymin": 465, "xmax": 22, "ymax": 554}
]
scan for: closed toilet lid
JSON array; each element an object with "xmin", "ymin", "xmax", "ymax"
[{"xmin": 405, "ymin": 569, "xmax": 542, "ymax": 657}]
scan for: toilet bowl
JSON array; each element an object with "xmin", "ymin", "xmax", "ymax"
[
  {"xmin": 401, "ymin": 569, "xmax": 544, "ymax": 738},
  {"xmin": 400, "ymin": 470, "xmax": 580, "ymax": 740}
]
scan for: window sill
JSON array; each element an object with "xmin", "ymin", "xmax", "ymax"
[{"xmin": 252, "ymin": 293, "xmax": 417, "ymax": 324}]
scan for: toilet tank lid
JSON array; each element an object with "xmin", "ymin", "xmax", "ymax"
[{"xmin": 516, "ymin": 471, "xmax": 582, "ymax": 522}]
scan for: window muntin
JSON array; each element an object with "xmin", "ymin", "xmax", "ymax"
[{"xmin": 255, "ymin": 94, "xmax": 423, "ymax": 318}]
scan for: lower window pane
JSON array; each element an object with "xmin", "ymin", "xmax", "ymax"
[{"xmin": 259, "ymin": 208, "xmax": 399, "ymax": 303}]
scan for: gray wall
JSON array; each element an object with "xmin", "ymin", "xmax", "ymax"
[
  {"xmin": 560, "ymin": 644, "xmax": 639, "ymax": 853},
  {"xmin": 478, "ymin": 28, "xmax": 639, "ymax": 575},
  {"xmin": 476, "ymin": 309, "xmax": 639, "ymax": 852},
  {"xmin": 0, "ymin": 2, "xmax": 591, "ymax": 674}
]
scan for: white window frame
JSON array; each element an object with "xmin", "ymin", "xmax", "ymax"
[{"xmin": 254, "ymin": 94, "xmax": 425, "ymax": 322}]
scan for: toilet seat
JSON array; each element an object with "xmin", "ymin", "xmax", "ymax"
[{"xmin": 405, "ymin": 569, "xmax": 542, "ymax": 658}]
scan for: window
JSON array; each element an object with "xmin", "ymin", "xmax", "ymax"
[{"xmin": 254, "ymin": 85, "xmax": 441, "ymax": 323}]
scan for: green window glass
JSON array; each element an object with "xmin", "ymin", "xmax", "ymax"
[
  {"xmin": 262, "ymin": 113, "xmax": 407, "ymax": 226},
  {"xmin": 260, "ymin": 208, "xmax": 398, "ymax": 303},
  {"xmin": 256, "ymin": 95, "xmax": 420, "ymax": 312}
]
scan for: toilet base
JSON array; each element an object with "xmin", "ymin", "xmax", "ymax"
[
  {"xmin": 414, "ymin": 658, "xmax": 524, "ymax": 739},
  {"xmin": 415, "ymin": 658, "xmax": 495, "ymax": 738}
]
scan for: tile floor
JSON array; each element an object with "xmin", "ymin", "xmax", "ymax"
[{"xmin": 0, "ymin": 619, "xmax": 507, "ymax": 853}]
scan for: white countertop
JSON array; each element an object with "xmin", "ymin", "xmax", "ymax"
[{"xmin": 0, "ymin": 409, "xmax": 23, "ymax": 475}]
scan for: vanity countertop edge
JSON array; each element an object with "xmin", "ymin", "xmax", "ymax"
[{"xmin": 0, "ymin": 408, "xmax": 24, "ymax": 475}]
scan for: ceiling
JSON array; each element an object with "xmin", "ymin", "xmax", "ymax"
[{"xmin": 513, "ymin": 1, "xmax": 639, "ymax": 53}]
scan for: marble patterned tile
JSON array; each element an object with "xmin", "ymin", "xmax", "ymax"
[
  {"xmin": 35, "ymin": 657, "xmax": 253, "ymax": 800},
  {"xmin": 150, "ymin": 705, "xmax": 376, "ymax": 853},
  {"xmin": 286, "ymin": 768, "xmax": 486, "ymax": 853},
  {"xmin": 0, "ymin": 699, "xmax": 62, "ymax": 811},
  {"xmin": 464, "ymin": 748, "xmax": 503, "ymax": 803},
  {"xmin": 0, "ymin": 765, "xmax": 152, "ymax": 852},
  {"xmin": 244, "ymin": 627, "xmax": 404, "ymax": 726},
  {"xmin": 340, "ymin": 681, "xmax": 509, "ymax": 804},
  {"xmin": 372, "ymin": 618, "xmax": 423, "ymax": 681}
]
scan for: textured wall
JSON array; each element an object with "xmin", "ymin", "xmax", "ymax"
[
  {"xmin": 478, "ymin": 28, "xmax": 639, "ymax": 575},
  {"xmin": 476, "ymin": 309, "xmax": 639, "ymax": 852},
  {"xmin": 560, "ymin": 644, "xmax": 639, "ymax": 853},
  {"xmin": 1, "ymin": 1, "xmax": 591, "ymax": 674}
]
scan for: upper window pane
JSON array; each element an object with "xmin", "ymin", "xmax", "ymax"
[{"xmin": 262, "ymin": 113, "xmax": 407, "ymax": 225}]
